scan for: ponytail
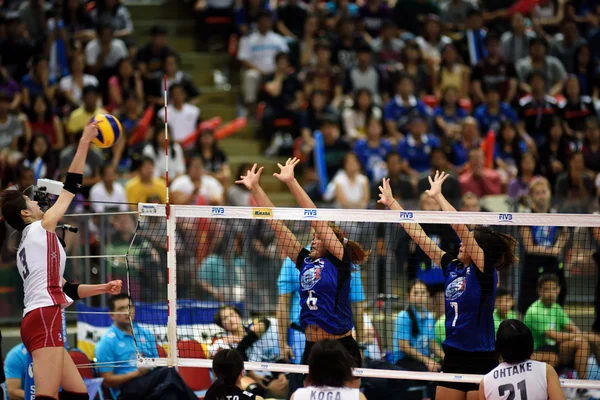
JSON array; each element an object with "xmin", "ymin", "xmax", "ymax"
[{"xmin": 0, "ymin": 190, "xmax": 27, "ymax": 232}]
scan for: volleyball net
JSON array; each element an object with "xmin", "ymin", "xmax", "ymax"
[{"xmin": 125, "ymin": 204, "xmax": 600, "ymax": 389}]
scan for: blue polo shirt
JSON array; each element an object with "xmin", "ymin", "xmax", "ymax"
[
  {"xmin": 473, "ymin": 102, "xmax": 518, "ymax": 135},
  {"xmin": 391, "ymin": 306, "xmax": 435, "ymax": 364},
  {"xmin": 383, "ymin": 95, "xmax": 430, "ymax": 132},
  {"xmin": 432, "ymin": 106, "xmax": 467, "ymax": 136},
  {"xmin": 4, "ymin": 344, "xmax": 33, "ymax": 392},
  {"xmin": 398, "ymin": 133, "xmax": 440, "ymax": 173},
  {"xmin": 353, "ymin": 138, "xmax": 394, "ymax": 181}
]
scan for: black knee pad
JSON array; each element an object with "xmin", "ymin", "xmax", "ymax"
[
  {"xmin": 245, "ymin": 382, "xmax": 266, "ymax": 398},
  {"xmin": 59, "ymin": 391, "xmax": 89, "ymax": 400}
]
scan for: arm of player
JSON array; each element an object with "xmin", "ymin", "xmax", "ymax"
[
  {"xmin": 398, "ymin": 340, "xmax": 440, "ymax": 371},
  {"xmin": 6, "ymin": 378, "xmax": 25, "ymax": 400},
  {"xmin": 547, "ymin": 364, "xmax": 566, "ymax": 400},
  {"xmin": 378, "ymin": 178, "xmax": 446, "ymax": 266},
  {"xmin": 428, "ymin": 171, "xmax": 485, "ymax": 271},
  {"xmin": 277, "ymin": 292, "xmax": 294, "ymax": 361},
  {"xmin": 42, "ymin": 121, "xmax": 98, "ymax": 233},
  {"xmin": 99, "ymin": 370, "xmax": 148, "ymax": 388},
  {"xmin": 351, "ymin": 301, "xmax": 365, "ymax": 345},
  {"xmin": 274, "ymin": 158, "xmax": 344, "ymax": 261},
  {"xmin": 62, "ymin": 278, "xmax": 122, "ymax": 299},
  {"xmin": 236, "ymin": 164, "xmax": 303, "ymax": 261}
]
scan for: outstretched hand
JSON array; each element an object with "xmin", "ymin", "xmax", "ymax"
[
  {"xmin": 273, "ymin": 157, "xmax": 300, "ymax": 183},
  {"xmin": 235, "ymin": 163, "xmax": 264, "ymax": 190},
  {"xmin": 105, "ymin": 280, "xmax": 122, "ymax": 294},
  {"xmin": 82, "ymin": 120, "xmax": 99, "ymax": 143},
  {"xmin": 425, "ymin": 170, "xmax": 449, "ymax": 198},
  {"xmin": 377, "ymin": 178, "xmax": 396, "ymax": 207}
]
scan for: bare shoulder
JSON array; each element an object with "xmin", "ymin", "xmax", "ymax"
[{"xmin": 359, "ymin": 392, "xmax": 367, "ymax": 400}]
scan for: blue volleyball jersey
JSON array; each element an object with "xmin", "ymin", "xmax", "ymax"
[
  {"xmin": 296, "ymin": 248, "xmax": 353, "ymax": 335},
  {"xmin": 442, "ymin": 253, "xmax": 497, "ymax": 352},
  {"xmin": 530, "ymin": 225, "xmax": 558, "ymax": 247}
]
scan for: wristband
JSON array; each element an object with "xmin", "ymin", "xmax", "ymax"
[
  {"xmin": 64, "ymin": 173, "xmax": 83, "ymax": 194},
  {"xmin": 63, "ymin": 281, "xmax": 81, "ymax": 300}
]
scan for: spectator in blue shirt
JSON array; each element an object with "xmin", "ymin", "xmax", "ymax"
[
  {"xmin": 392, "ymin": 280, "xmax": 442, "ymax": 370},
  {"xmin": 398, "ymin": 116, "xmax": 440, "ymax": 177},
  {"xmin": 433, "ymin": 85, "xmax": 467, "ymax": 138},
  {"xmin": 353, "ymin": 118, "xmax": 393, "ymax": 181},
  {"xmin": 95, "ymin": 294, "xmax": 197, "ymax": 400},
  {"xmin": 473, "ymin": 85, "xmax": 518, "ymax": 136},
  {"xmin": 20, "ymin": 55, "xmax": 57, "ymax": 108},
  {"xmin": 384, "ymin": 74, "xmax": 430, "ymax": 142},
  {"xmin": 446, "ymin": 116, "xmax": 481, "ymax": 172},
  {"xmin": 4, "ymin": 343, "xmax": 35, "ymax": 400},
  {"xmin": 494, "ymin": 119, "xmax": 528, "ymax": 185}
]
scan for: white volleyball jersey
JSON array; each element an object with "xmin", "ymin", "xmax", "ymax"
[
  {"xmin": 483, "ymin": 360, "xmax": 547, "ymax": 400},
  {"xmin": 17, "ymin": 221, "xmax": 73, "ymax": 316},
  {"xmin": 293, "ymin": 387, "xmax": 359, "ymax": 400}
]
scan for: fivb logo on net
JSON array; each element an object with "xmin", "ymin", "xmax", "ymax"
[
  {"xmin": 399, "ymin": 211, "xmax": 414, "ymax": 221},
  {"xmin": 304, "ymin": 209, "xmax": 318, "ymax": 218},
  {"xmin": 498, "ymin": 213, "xmax": 513, "ymax": 222},
  {"xmin": 211, "ymin": 207, "xmax": 225, "ymax": 215}
]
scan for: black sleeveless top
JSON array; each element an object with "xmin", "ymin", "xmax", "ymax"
[{"xmin": 204, "ymin": 383, "xmax": 256, "ymax": 400}]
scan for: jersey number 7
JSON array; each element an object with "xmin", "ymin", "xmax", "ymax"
[{"xmin": 18, "ymin": 248, "xmax": 30, "ymax": 280}]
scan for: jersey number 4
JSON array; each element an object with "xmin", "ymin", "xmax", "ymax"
[
  {"xmin": 307, "ymin": 290, "xmax": 318, "ymax": 310},
  {"xmin": 18, "ymin": 248, "xmax": 30, "ymax": 280},
  {"xmin": 498, "ymin": 379, "xmax": 528, "ymax": 400}
]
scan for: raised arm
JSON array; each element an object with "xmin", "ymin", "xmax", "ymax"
[
  {"xmin": 274, "ymin": 158, "xmax": 344, "ymax": 261},
  {"xmin": 378, "ymin": 178, "xmax": 445, "ymax": 266},
  {"xmin": 427, "ymin": 171, "xmax": 485, "ymax": 271},
  {"xmin": 42, "ymin": 121, "xmax": 98, "ymax": 233},
  {"xmin": 236, "ymin": 164, "xmax": 303, "ymax": 261},
  {"xmin": 62, "ymin": 277, "xmax": 122, "ymax": 299}
]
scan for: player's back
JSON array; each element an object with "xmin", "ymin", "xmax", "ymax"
[
  {"xmin": 294, "ymin": 386, "xmax": 359, "ymax": 400},
  {"xmin": 483, "ymin": 360, "xmax": 547, "ymax": 400},
  {"xmin": 17, "ymin": 221, "xmax": 71, "ymax": 315}
]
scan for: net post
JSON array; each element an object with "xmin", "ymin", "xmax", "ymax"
[{"xmin": 166, "ymin": 205, "xmax": 178, "ymax": 368}]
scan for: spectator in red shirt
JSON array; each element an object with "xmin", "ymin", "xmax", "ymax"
[{"xmin": 459, "ymin": 147, "xmax": 503, "ymax": 196}]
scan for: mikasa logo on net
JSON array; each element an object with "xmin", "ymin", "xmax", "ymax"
[{"xmin": 252, "ymin": 208, "xmax": 273, "ymax": 218}]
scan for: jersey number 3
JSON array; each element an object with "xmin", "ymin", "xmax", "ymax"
[
  {"xmin": 307, "ymin": 290, "xmax": 318, "ymax": 310},
  {"xmin": 18, "ymin": 248, "xmax": 30, "ymax": 280},
  {"xmin": 498, "ymin": 379, "xmax": 528, "ymax": 400}
]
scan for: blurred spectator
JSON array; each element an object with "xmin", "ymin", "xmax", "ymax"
[
  {"xmin": 454, "ymin": 8, "xmax": 487, "ymax": 67},
  {"xmin": 440, "ymin": 0, "xmax": 477, "ymax": 32},
  {"xmin": 459, "ymin": 147, "xmax": 502, "ymax": 196},
  {"xmin": 433, "ymin": 86, "xmax": 467, "ymax": 138},
  {"xmin": 343, "ymin": 89, "xmax": 382, "ymax": 140},
  {"xmin": 107, "ymin": 58, "xmax": 143, "ymax": 113},
  {"xmin": 194, "ymin": 0, "xmax": 235, "ymax": 47},
  {"xmin": 59, "ymin": 52, "xmax": 100, "ymax": 108},
  {"xmin": 136, "ymin": 25, "xmax": 176, "ymax": 81},
  {"xmin": 538, "ymin": 117, "xmax": 571, "ymax": 187},
  {"xmin": 494, "ymin": 288, "xmax": 517, "ymax": 331},
  {"xmin": 479, "ymin": 0, "xmax": 514, "ymax": 34},
  {"xmin": 227, "ymin": 163, "xmax": 253, "ymax": 206},
  {"xmin": 332, "ymin": 18, "xmax": 363, "ymax": 71},
  {"xmin": 58, "ymin": 132, "xmax": 103, "ymax": 193},
  {"xmin": 515, "ymin": 37, "xmax": 567, "ymax": 96},
  {"xmin": 6, "ymin": 164, "xmax": 35, "ymax": 191},
  {"xmin": 573, "ymin": 44, "xmax": 595, "ymax": 97},
  {"xmin": 0, "ymin": 92, "xmax": 29, "ymax": 167},
  {"xmin": 0, "ymin": 67, "xmax": 22, "ymax": 111},
  {"xmin": 325, "ymin": 0, "xmax": 360, "ymax": 30},
  {"xmin": 384, "ymin": 74, "xmax": 430, "ymax": 142},
  {"xmin": 89, "ymin": 164, "xmax": 129, "ymax": 213},
  {"xmin": 158, "ymin": 83, "xmax": 201, "ymax": 144},
  {"xmin": 433, "ymin": 43, "xmax": 470, "ymax": 99},
  {"xmin": 471, "ymin": 33, "xmax": 518, "ymax": 105},
  {"xmin": 508, "ymin": 151, "xmax": 542, "ymax": 207},
  {"xmin": 193, "ymin": 130, "xmax": 231, "ymax": 187},
  {"xmin": 530, "ymin": 0, "xmax": 563, "ymax": 36},
  {"xmin": 3, "ymin": 343, "xmax": 32, "ymax": 400},
  {"xmin": 235, "ymin": 0, "xmax": 271, "ymax": 36},
  {"xmin": 66, "ymin": 85, "xmax": 107, "ymax": 135},
  {"xmin": 344, "ymin": 44, "xmax": 386, "ymax": 104},
  {"xmin": 460, "ymin": 191, "xmax": 481, "ymax": 211},
  {"xmin": 62, "ymin": 0, "xmax": 96, "ymax": 43},
  {"xmin": 380, "ymin": 152, "xmax": 416, "ymax": 201},
  {"xmin": 329, "ymin": 153, "xmax": 370, "ymax": 209},
  {"xmin": 500, "ymin": 13, "xmax": 535, "ymax": 64},
  {"xmin": 237, "ymin": 10, "xmax": 288, "ymax": 113},
  {"xmin": 299, "ymin": 15, "xmax": 321, "ymax": 68},
  {"xmin": 84, "ymin": 21, "xmax": 128, "ymax": 75},
  {"xmin": 157, "ymin": 54, "xmax": 201, "ymax": 105},
  {"xmin": 307, "ymin": 116, "xmax": 350, "ymax": 181},
  {"xmin": 559, "ymin": 75, "xmax": 597, "ymax": 141},
  {"xmin": 517, "ymin": 71, "xmax": 559, "ymax": 146},
  {"xmin": 445, "ymin": 116, "xmax": 481, "ymax": 170},
  {"xmin": 18, "ymin": 0, "xmax": 52, "ymax": 41},
  {"xmin": 199, "ymin": 233, "xmax": 246, "ymax": 302},
  {"xmin": 398, "ymin": 40, "xmax": 431, "ymax": 97},
  {"xmin": 473, "ymin": 85, "xmax": 518, "ymax": 135},
  {"xmin": 582, "ymin": 118, "xmax": 600, "ymax": 173},
  {"xmin": 371, "ymin": 20, "xmax": 404, "ymax": 66},
  {"xmin": 549, "ymin": 18, "xmax": 586, "ymax": 73},
  {"xmin": 300, "ymin": 90, "xmax": 335, "ymax": 144},
  {"xmin": 90, "ymin": 0, "xmax": 134, "ymax": 39},
  {"xmin": 392, "ymin": 0, "xmax": 440, "ymax": 37},
  {"xmin": 118, "ymin": 89, "xmax": 147, "ymax": 145},
  {"xmin": 358, "ymin": 0, "xmax": 392, "ymax": 40},
  {"xmin": 554, "ymin": 151, "xmax": 595, "ymax": 211},
  {"xmin": 21, "ymin": 134, "xmax": 58, "ymax": 180},
  {"xmin": 418, "ymin": 148, "xmax": 461, "ymax": 205},
  {"xmin": 494, "ymin": 120, "xmax": 527, "ymax": 185},
  {"xmin": 276, "ymin": 0, "xmax": 308, "ymax": 40},
  {"xmin": 416, "ymin": 15, "xmax": 452, "ymax": 64},
  {"xmin": 125, "ymin": 156, "xmax": 167, "ymax": 208},
  {"xmin": 142, "ymin": 124, "xmax": 186, "ymax": 181},
  {"xmin": 398, "ymin": 116, "xmax": 440, "ymax": 177},
  {"xmin": 20, "ymin": 55, "xmax": 57, "ymax": 108},
  {"xmin": 27, "ymin": 94, "xmax": 64, "ymax": 150},
  {"xmin": 354, "ymin": 118, "xmax": 391, "ymax": 182},
  {"xmin": 170, "ymin": 155, "xmax": 225, "ymax": 205},
  {"xmin": 0, "ymin": 14, "xmax": 36, "ymax": 82},
  {"xmin": 302, "ymin": 41, "xmax": 343, "ymax": 107}
]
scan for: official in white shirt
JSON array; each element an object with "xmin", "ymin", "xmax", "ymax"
[
  {"xmin": 158, "ymin": 84, "xmax": 201, "ymax": 144},
  {"xmin": 237, "ymin": 9, "xmax": 288, "ymax": 107},
  {"xmin": 89, "ymin": 165, "xmax": 129, "ymax": 213},
  {"xmin": 480, "ymin": 320, "xmax": 565, "ymax": 400}
]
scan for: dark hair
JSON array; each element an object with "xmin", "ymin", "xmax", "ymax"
[
  {"xmin": 538, "ymin": 272, "xmax": 560, "ymax": 289},
  {"xmin": 573, "ymin": 45, "xmax": 593, "ymax": 93},
  {"xmin": 138, "ymin": 155, "xmax": 155, "ymax": 168},
  {"xmin": 27, "ymin": 94, "xmax": 53, "ymax": 123},
  {"xmin": 0, "ymin": 190, "xmax": 28, "ymax": 243},
  {"xmin": 395, "ymin": 72, "xmax": 415, "ymax": 87},
  {"xmin": 466, "ymin": 8, "xmax": 483, "ymax": 18},
  {"xmin": 108, "ymin": 293, "xmax": 131, "ymax": 311},
  {"xmin": 186, "ymin": 153, "xmax": 205, "ymax": 171},
  {"xmin": 529, "ymin": 36, "xmax": 547, "ymax": 50},
  {"xmin": 0, "ymin": 90, "xmax": 12, "ymax": 103},
  {"xmin": 257, "ymin": 9, "xmax": 272, "ymax": 21},
  {"xmin": 169, "ymin": 83, "xmax": 185, "ymax": 97},
  {"xmin": 401, "ymin": 40, "xmax": 423, "ymax": 65},
  {"xmin": 496, "ymin": 119, "xmax": 523, "ymax": 167},
  {"xmin": 439, "ymin": 85, "xmax": 459, "ymax": 108},
  {"xmin": 405, "ymin": 279, "xmax": 426, "ymax": 337},
  {"xmin": 329, "ymin": 222, "xmax": 371, "ymax": 264},
  {"xmin": 99, "ymin": 163, "xmax": 115, "ymax": 178},
  {"xmin": 275, "ymin": 52, "xmax": 290, "ymax": 63},
  {"xmin": 484, "ymin": 32, "xmax": 500, "ymax": 45},
  {"xmin": 472, "ymin": 226, "xmax": 519, "ymax": 271},
  {"xmin": 516, "ymin": 151, "xmax": 540, "ymax": 179},
  {"xmin": 82, "ymin": 85, "xmax": 98, "ymax": 97},
  {"xmin": 496, "ymin": 287, "xmax": 512, "ymax": 298},
  {"xmin": 352, "ymin": 88, "xmax": 374, "ymax": 112},
  {"xmin": 116, "ymin": 58, "xmax": 136, "ymax": 89},
  {"xmin": 214, "ymin": 305, "xmax": 242, "ymax": 329},
  {"xmin": 315, "ymin": 40, "xmax": 331, "ymax": 52},
  {"xmin": 204, "ymin": 349, "xmax": 244, "ymax": 400},
  {"xmin": 496, "ymin": 319, "xmax": 534, "ymax": 364},
  {"xmin": 96, "ymin": 19, "xmax": 114, "ymax": 34},
  {"xmin": 307, "ymin": 340, "xmax": 355, "ymax": 387},
  {"xmin": 150, "ymin": 25, "xmax": 167, "ymax": 36},
  {"xmin": 26, "ymin": 134, "xmax": 52, "ymax": 166},
  {"xmin": 151, "ymin": 121, "xmax": 177, "ymax": 157}
]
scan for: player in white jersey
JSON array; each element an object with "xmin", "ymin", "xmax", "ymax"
[
  {"xmin": 291, "ymin": 340, "xmax": 367, "ymax": 400},
  {"xmin": 480, "ymin": 319, "xmax": 565, "ymax": 400},
  {"xmin": 0, "ymin": 121, "xmax": 122, "ymax": 400}
]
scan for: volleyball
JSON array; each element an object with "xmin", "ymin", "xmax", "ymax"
[{"xmin": 89, "ymin": 114, "xmax": 123, "ymax": 148}]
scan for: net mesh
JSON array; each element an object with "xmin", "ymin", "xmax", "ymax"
[{"xmin": 128, "ymin": 204, "xmax": 600, "ymax": 391}]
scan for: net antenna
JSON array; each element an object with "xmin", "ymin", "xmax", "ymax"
[{"xmin": 164, "ymin": 74, "xmax": 178, "ymax": 368}]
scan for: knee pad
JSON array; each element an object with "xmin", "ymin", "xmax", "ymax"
[
  {"xmin": 245, "ymin": 382, "xmax": 266, "ymax": 398},
  {"xmin": 59, "ymin": 391, "xmax": 89, "ymax": 400}
]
